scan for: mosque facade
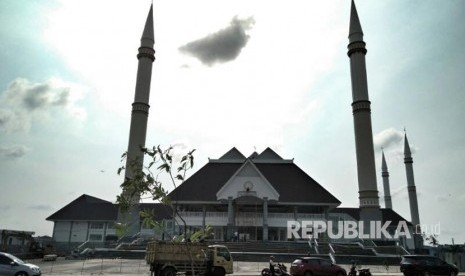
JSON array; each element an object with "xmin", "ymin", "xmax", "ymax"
[{"xmin": 47, "ymin": 1, "xmax": 422, "ymax": 252}]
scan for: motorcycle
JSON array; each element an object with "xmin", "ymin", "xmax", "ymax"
[
  {"xmin": 348, "ymin": 267, "xmax": 372, "ymax": 276},
  {"xmin": 358, "ymin": 268, "xmax": 372, "ymax": 276},
  {"xmin": 261, "ymin": 263, "xmax": 289, "ymax": 276}
]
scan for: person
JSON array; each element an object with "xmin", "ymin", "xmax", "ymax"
[
  {"xmin": 349, "ymin": 260, "xmax": 357, "ymax": 276},
  {"xmin": 269, "ymin": 256, "xmax": 275, "ymax": 276}
]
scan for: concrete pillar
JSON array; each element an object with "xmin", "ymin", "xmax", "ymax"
[
  {"xmin": 202, "ymin": 205, "xmax": 207, "ymax": 229},
  {"xmin": 227, "ymin": 197, "xmax": 234, "ymax": 240},
  {"xmin": 263, "ymin": 197, "xmax": 269, "ymax": 241}
]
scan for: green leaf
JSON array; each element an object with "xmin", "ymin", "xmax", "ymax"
[
  {"xmin": 189, "ymin": 156, "xmax": 194, "ymax": 168},
  {"xmin": 157, "ymin": 163, "xmax": 170, "ymax": 173}
]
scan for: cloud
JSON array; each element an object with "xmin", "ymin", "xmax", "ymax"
[
  {"xmin": 0, "ymin": 204, "xmax": 12, "ymax": 211},
  {"xmin": 28, "ymin": 204, "xmax": 53, "ymax": 211},
  {"xmin": 179, "ymin": 16, "xmax": 255, "ymax": 66},
  {"xmin": 6, "ymin": 79, "xmax": 71, "ymax": 110},
  {"xmin": 436, "ymin": 193, "xmax": 453, "ymax": 202},
  {"xmin": 0, "ymin": 145, "xmax": 30, "ymax": 159},
  {"xmin": 373, "ymin": 128, "xmax": 403, "ymax": 151},
  {"xmin": 0, "ymin": 78, "xmax": 86, "ymax": 133}
]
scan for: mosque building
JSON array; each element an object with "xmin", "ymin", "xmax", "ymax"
[{"xmin": 47, "ymin": 1, "xmax": 422, "ymax": 252}]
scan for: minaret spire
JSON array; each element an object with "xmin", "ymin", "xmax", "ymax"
[
  {"xmin": 403, "ymin": 132, "xmax": 422, "ymax": 249},
  {"xmin": 404, "ymin": 133, "xmax": 420, "ymax": 225},
  {"xmin": 347, "ymin": 0, "xmax": 381, "ymax": 224},
  {"xmin": 141, "ymin": 4, "xmax": 154, "ymax": 48},
  {"xmin": 381, "ymin": 150, "xmax": 393, "ymax": 209},
  {"xmin": 120, "ymin": 3, "xmax": 156, "ymax": 236},
  {"xmin": 349, "ymin": 0, "xmax": 364, "ymax": 43}
]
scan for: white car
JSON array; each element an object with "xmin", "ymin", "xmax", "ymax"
[{"xmin": 0, "ymin": 252, "xmax": 41, "ymax": 276}]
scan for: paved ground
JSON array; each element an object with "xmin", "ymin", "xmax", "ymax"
[{"xmin": 29, "ymin": 258, "xmax": 462, "ymax": 276}]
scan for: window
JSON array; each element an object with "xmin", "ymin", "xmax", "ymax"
[
  {"xmin": 308, "ymin": 259, "xmax": 319, "ymax": 265},
  {"xmin": 320, "ymin": 260, "xmax": 332, "ymax": 267},
  {"xmin": 89, "ymin": 234, "xmax": 102, "ymax": 241},
  {"xmin": 0, "ymin": 255, "xmax": 12, "ymax": 265},
  {"xmin": 89, "ymin": 222, "xmax": 104, "ymax": 229},
  {"xmin": 216, "ymin": 247, "xmax": 231, "ymax": 261}
]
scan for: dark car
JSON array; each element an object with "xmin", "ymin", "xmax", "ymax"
[
  {"xmin": 400, "ymin": 255, "xmax": 458, "ymax": 276},
  {"xmin": 290, "ymin": 257, "xmax": 347, "ymax": 276}
]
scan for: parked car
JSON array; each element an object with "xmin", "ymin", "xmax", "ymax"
[
  {"xmin": 400, "ymin": 255, "xmax": 458, "ymax": 276},
  {"xmin": 0, "ymin": 252, "xmax": 41, "ymax": 276},
  {"xmin": 290, "ymin": 257, "xmax": 347, "ymax": 276}
]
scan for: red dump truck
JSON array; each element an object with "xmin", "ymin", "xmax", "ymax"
[{"xmin": 145, "ymin": 241, "xmax": 233, "ymax": 276}]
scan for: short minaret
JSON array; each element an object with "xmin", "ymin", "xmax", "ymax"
[
  {"xmin": 120, "ymin": 4, "xmax": 155, "ymax": 236},
  {"xmin": 404, "ymin": 133, "xmax": 420, "ymax": 226},
  {"xmin": 381, "ymin": 150, "xmax": 393, "ymax": 209},
  {"xmin": 347, "ymin": 0, "xmax": 381, "ymax": 222}
]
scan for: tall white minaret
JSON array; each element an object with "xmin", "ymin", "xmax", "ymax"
[
  {"xmin": 381, "ymin": 150, "xmax": 393, "ymax": 209},
  {"xmin": 347, "ymin": 0, "xmax": 381, "ymax": 222},
  {"xmin": 404, "ymin": 133, "xmax": 420, "ymax": 226},
  {"xmin": 120, "ymin": 4, "xmax": 155, "ymax": 236}
]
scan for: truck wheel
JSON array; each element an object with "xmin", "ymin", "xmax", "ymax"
[
  {"xmin": 162, "ymin": 267, "xmax": 176, "ymax": 276},
  {"xmin": 214, "ymin": 267, "xmax": 225, "ymax": 276}
]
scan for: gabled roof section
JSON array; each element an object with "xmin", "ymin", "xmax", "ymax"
[
  {"xmin": 330, "ymin": 207, "xmax": 412, "ymax": 226},
  {"xmin": 46, "ymin": 194, "xmax": 117, "ymax": 221},
  {"xmin": 169, "ymin": 147, "xmax": 340, "ymax": 205},
  {"xmin": 255, "ymin": 147, "xmax": 283, "ymax": 160},
  {"xmin": 254, "ymin": 163, "xmax": 340, "ymax": 205},
  {"xmin": 216, "ymin": 159, "xmax": 280, "ymax": 201},
  {"xmin": 218, "ymin": 147, "xmax": 246, "ymax": 161},
  {"xmin": 248, "ymin": 152, "xmax": 259, "ymax": 159},
  {"xmin": 140, "ymin": 203, "xmax": 173, "ymax": 220},
  {"xmin": 169, "ymin": 162, "xmax": 243, "ymax": 202}
]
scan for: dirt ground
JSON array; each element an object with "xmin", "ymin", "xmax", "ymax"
[{"xmin": 28, "ymin": 258, "xmax": 461, "ymax": 276}]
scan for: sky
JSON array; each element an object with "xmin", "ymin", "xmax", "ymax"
[{"xmin": 0, "ymin": 0, "xmax": 464, "ymax": 244}]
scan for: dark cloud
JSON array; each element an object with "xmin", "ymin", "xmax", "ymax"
[
  {"xmin": 7, "ymin": 78, "xmax": 70, "ymax": 110},
  {"xmin": 0, "ymin": 78, "xmax": 80, "ymax": 133},
  {"xmin": 0, "ymin": 144, "xmax": 29, "ymax": 159},
  {"xmin": 373, "ymin": 128, "xmax": 403, "ymax": 151},
  {"xmin": 179, "ymin": 16, "xmax": 255, "ymax": 66}
]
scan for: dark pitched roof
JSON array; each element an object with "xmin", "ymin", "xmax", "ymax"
[
  {"xmin": 140, "ymin": 203, "xmax": 173, "ymax": 220},
  {"xmin": 255, "ymin": 147, "xmax": 283, "ymax": 160},
  {"xmin": 169, "ymin": 151, "xmax": 341, "ymax": 205},
  {"xmin": 218, "ymin": 147, "xmax": 246, "ymax": 160},
  {"xmin": 255, "ymin": 163, "xmax": 340, "ymax": 204},
  {"xmin": 330, "ymin": 207, "xmax": 412, "ymax": 226},
  {"xmin": 248, "ymin": 152, "xmax": 259, "ymax": 159},
  {"xmin": 169, "ymin": 162, "xmax": 243, "ymax": 202},
  {"xmin": 47, "ymin": 194, "xmax": 117, "ymax": 221},
  {"xmin": 47, "ymin": 195, "xmax": 173, "ymax": 222},
  {"xmin": 381, "ymin": 208, "xmax": 413, "ymax": 226}
]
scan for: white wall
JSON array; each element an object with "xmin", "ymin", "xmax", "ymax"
[
  {"xmin": 53, "ymin": 221, "xmax": 72, "ymax": 242},
  {"xmin": 70, "ymin": 221, "xmax": 88, "ymax": 243}
]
